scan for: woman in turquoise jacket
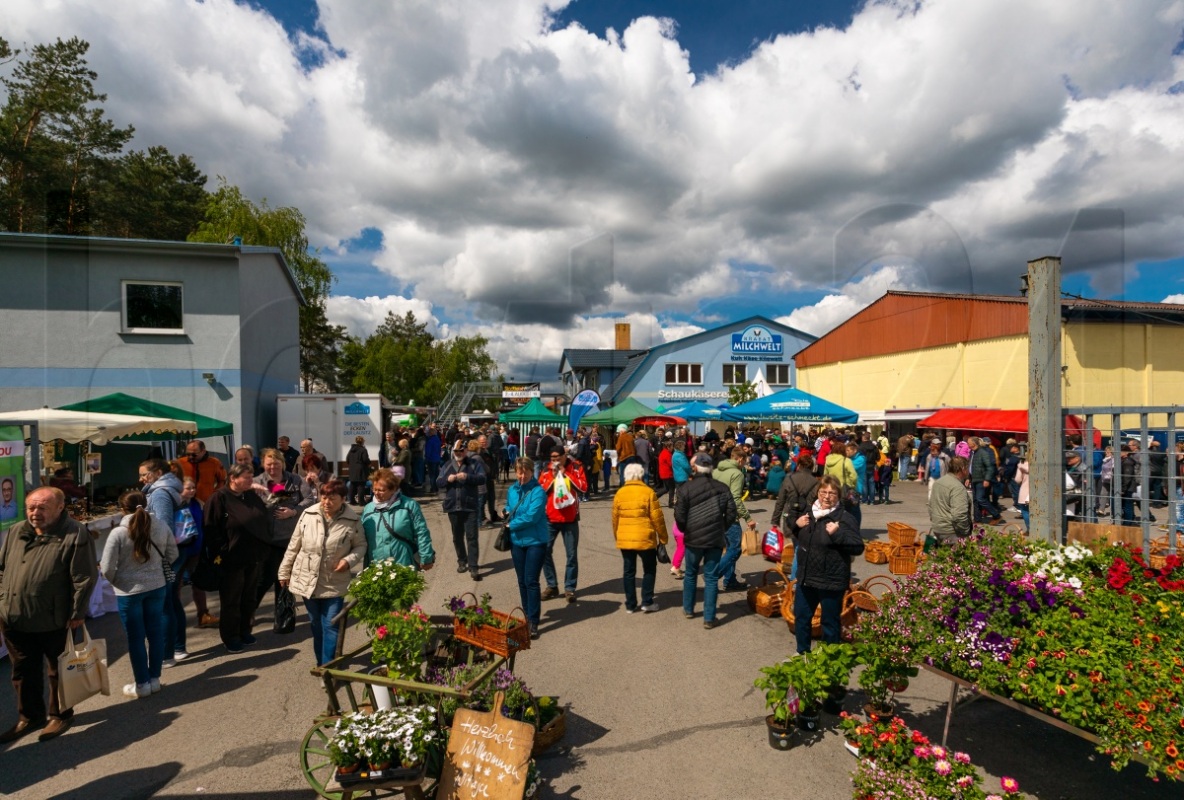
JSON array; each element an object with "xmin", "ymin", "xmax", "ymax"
[
  {"xmin": 504, "ymin": 457, "xmax": 549, "ymax": 639},
  {"xmin": 361, "ymin": 468, "xmax": 435, "ymax": 570}
]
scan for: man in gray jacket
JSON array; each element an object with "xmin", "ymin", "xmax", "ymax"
[
  {"xmin": 929, "ymin": 456, "xmax": 972, "ymax": 546},
  {"xmin": 0, "ymin": 487, "xmax": 97, "ymax": 744}
]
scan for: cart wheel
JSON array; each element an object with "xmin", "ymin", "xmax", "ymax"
[
  {"xmin": 300, "ymin": 717, "xmax": 437, "ymax": 800},
  {"xmin": 301, "ymin": 716, "xmax": 345, "ymax": 800}
]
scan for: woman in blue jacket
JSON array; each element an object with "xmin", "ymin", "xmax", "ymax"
[{"xmin": 504, "ymin": 457, "xmax": 549, "ymax": 639}]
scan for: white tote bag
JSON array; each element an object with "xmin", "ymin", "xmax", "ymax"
[{"xmin": 57, "ymin": 624, "xmax": 110, "ymax": 710}]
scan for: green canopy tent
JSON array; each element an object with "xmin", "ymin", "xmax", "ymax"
[
  {"xmin": 58, "ymin": 393, "xmax": 233, "ymax": 438},
  {"xmin": 497, "ymin": 398, "xmax": 566, "ymax": 425},
  {"xmin": 580, "ymin": 397, "xmax": 661, "ymax": 427}
]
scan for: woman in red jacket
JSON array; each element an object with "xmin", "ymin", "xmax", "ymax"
[{"xmin": 537, "ymin": 446, "xmax": 588, "ymax": 604}]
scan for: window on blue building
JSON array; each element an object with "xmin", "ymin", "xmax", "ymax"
[
  {"xmin": 665, "ymin": 363, "xmax": 702, "ymax": 385},
  {"xmin": 767, "ymin": 364, "xmax": 791, "ymax": 385},
  {"xmin": 722, "ymin": 364, "xmax": 747, "ymax": 385}
]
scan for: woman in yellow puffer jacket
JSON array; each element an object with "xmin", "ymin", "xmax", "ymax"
[{"xmin": 611, "ymin": 463, "xmax": 669, "ymax": 613}]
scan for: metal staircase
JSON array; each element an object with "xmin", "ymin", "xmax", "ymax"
[{"xmin": 434, "ymin": 381, "xmax": 502, "ymax": 429}]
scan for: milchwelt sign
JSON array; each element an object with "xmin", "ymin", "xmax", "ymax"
[{"xmin": 730, "ymin": 325, "xmax": 783, "ymax": 362}]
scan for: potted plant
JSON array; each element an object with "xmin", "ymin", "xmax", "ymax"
[
  {"xmin": 753, "ymin": 659, "xmax": 801, "ymax": 749},
  {"xmin": 815, "ymin": 641, "xmax": 860, "ymax": 715},
  {"xmin": 371, "ymin": 605, "xmax": 435, "ymax": 680},
  {"xmin": 329, "ymin": 714, "xmax": 365, "ymax": 779},
  {"xmin": 773, "ymin": 642, "xmax": 859, "ymax": 731},
  {"xmin": 350, "ymin": 559, "xmax": 427, "ymax": 631},
  {"xmin": 856, "ymin": 645, "xmax": 918, "ymax": 719},
  {"xmin": 446, "ymin": 593, "xmax": 531, "ymax": 657}
]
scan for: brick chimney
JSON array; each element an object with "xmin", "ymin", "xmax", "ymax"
[{"xmin": 615, "ymin": 322, "xmax": 631, "ymax": 350}]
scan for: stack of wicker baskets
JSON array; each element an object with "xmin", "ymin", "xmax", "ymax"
[{"xmin": 886, "ymin": 522, "xmax": 920, "ymax": 575}]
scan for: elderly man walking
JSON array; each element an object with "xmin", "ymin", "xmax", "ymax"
[
  {"xmin": 675, "ymin": 453, "xmax": 737, "ymax": 629},
  {"xmin": 928, "ymin": 456, "xmax": 972, "ymax": 546},
  {"xmin": 0, "ymin": 487, "xmax": 98, "ymax": 744}
]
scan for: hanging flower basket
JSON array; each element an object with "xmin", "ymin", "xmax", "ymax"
[{"xmin": 448, "ymin": 593, "xmax": 531, "ymax": 658}]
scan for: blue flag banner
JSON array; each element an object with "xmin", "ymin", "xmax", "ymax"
[{"xmin": 568, "ymin": 390, "xmax": 601, "ymax": 432}]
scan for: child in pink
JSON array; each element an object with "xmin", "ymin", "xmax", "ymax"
[{"xmin": 669, "ymin": 519, "xmax": 686, "ymax": 579}]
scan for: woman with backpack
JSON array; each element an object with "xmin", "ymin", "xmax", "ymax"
[{"xmin": 772, "ymin": 454, "xmax": 820, "ymax": 579}]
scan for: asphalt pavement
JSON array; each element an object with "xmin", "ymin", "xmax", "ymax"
[{"xmin": 0, "ymin": 479, "xmax": 1178, "ymax": 800}]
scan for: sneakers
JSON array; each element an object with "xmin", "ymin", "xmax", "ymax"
[
  {"xmin": 703, "ymin": 620, "xmax": 717, "ymax": 630},
  {"xmin": 623, "ymin": 607, "xmax": 637, "ymax": 614},
  {"xmin": 529, "ymin": 624, "xmax": 540, "ymax": 639},
  {"xmin": 456, "ymin": 563, "xmax": 469, "ymax": 574},
  {"xmin": 173, "ymin": 650, "xmax": 189, "ymax": 663},
  {"xmin": 640, "ymin": 603, "xmax": 659, "ymax": 613},
  {"xmin": 565, "ymin": 592, "xmax": 576, "ymax": 604},
  {"xmin": 149, "ymin": 678, "xmax": 161, "ymax": 694},
  {"xmin": 540, "ymin": 586, "xmax": 558, "ymax": 601},
  {"xmin": 684, "ymin": 611, "xmax": 695, "ymax": 620},
  {"xmin": 224, "ymin": 640, "xmax": 244, "ymax": 654},
  {"xmin": 123, "ymin": 682, "xmax": 151, "ymax": 699},
  {"xmin": 241, "ymin": 634, "xmax": 258, "ymax": 646},
  {"xmin": 161, "ymin": 657, "xmax": 177, "ymax": 669},
  {"xmin": 198, "ymin": 613, "xmax": 219, "ymax": 629}
]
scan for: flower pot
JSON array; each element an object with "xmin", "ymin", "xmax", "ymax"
[
  {"xmin": 863, "ymin": 702, "xmax": 895, "ymax": 722},
  {"xmin": 822, "ymin": 686, "xmax": 847, "ymax": 715},
  {"xmin": 843, "ymin": 739, "xmax": 860, "ymax": 757},
  {"xmin": 797, "ymin": 708, "xmax": 821, "ymax": 731},
  {"xmin": 367, "ymin": 665, "xmax": 393, "ymax": 711},
  {"xmin": 765, "ymin": 715, "xmax": 797, "ymax": 749}
]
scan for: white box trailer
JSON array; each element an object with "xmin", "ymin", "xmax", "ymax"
[{"xmin": 276, "ymin": 394, "xmax": 393, "ymax": 474}]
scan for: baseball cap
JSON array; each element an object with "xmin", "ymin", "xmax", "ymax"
[{"xmin": 692, "ymin": 453, "xmax": 714, "ymax": 469}]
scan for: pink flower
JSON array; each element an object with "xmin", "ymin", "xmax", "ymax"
[
  {"xmin": 931, "ymin": 745, "xmax": 948, "ymax": 759},
  {"xmin": 957, "ymin": 775, "xmax": 974, "ymax": 788},
  {"xmin": 1001, "ymin": 776, "xmax": 1020, "ymax": 793},
  {"xmin": 934, "ymin": 759, "xmax": 952, "ymax": 776},
  {"xmin": 987, "ymin": 795, "xmax": 1004, "ymax": 800},
  {"xmin": 913, "ymin": 746, "xmax": 931, "ymax": 758},
  {"xmin": 376, "ymin": 625, "xmax": 388, "ymax": 639},
  {"xmin": 954, "ymin": 751, "xmax": 971, "ymax": 764}
]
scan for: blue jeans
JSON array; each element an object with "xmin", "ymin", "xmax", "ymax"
[
  {"xmin": 165, "ymin": 554, "xmax": 188, "ymax": 655},
  {"xmin": 1017, "ymin": 502, "xmax": 1030, "ymax": 532},
  {"xmin": 973, "ymin": 482, "xmax": 1001, "ymax": 521},
  {"xmin": 542, "ymin": 521, "xmax": 580, "ymax": 593},
  {"xmin": 794, "ymin": 583, "xmax": 844, "ymax": 655},
  {"xmin": 304, "ymin": 596, "xmax": 345, "ymax": 666},
  {"xmin": 621, "ymin": 549, "xmax": 657, "ymax": 610},
  {"xmin": 682, "ymin": 546, "xmax": 721, "ymax": 623},
  {"xmin": 716, "ymin": 522, "xmax": 742, "ymax": 587},
  {"xmin": 510, "ymin": 542, "xmax": 547, "ymax": 627},
  {"xmin": 117, "ymin": 585, "xmax": 167, "ymax": 685},
  {"xmin": 861, "ymin": 471, "xmax": 875, "ymax": 504}
]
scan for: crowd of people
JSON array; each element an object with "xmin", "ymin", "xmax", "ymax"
[{"xmin": 4, "ymin": 415, "xmax": 1174, "ymax": 746}]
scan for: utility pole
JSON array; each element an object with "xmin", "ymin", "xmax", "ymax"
[{"xmin": 1027, "ymin": 256, "xmax": 1062, "ymax": 544}]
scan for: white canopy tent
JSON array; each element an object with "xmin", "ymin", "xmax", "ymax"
[{"xmin": 0, "ymin": 408, "xmax": 197, "ymax": 444}]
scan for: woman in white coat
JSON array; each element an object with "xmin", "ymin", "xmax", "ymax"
[{"xmin": 278, "ymin": 479, "xmax": 366, "ymax": 665}]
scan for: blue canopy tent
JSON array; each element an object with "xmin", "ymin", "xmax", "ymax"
[
  {"xmin": 662, "ymin": 400, "xmax": 731, "ymax": 435},
  {"xmin": 721, "ymin": 387, "xmax": 859, "ymax": 424}
]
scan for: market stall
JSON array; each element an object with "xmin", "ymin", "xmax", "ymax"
[
  {"xmin": 721, "ymin": 386, "xmax": 859, "ymax": 424},
  {"xmin": 580, "ymin": 396, "xmax": 661, "ymax": 427}
]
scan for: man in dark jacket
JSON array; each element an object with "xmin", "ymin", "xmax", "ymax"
[
  {"xmin": 674, "ymin": 453, "xmax": 737, "ymax": 629},
  {"xmin": 969, "ymin": 437, "xmax": 1003, "ymax": 525},
  {"xmin": 346, "ymin": 436, "xmax": 371, "ymax": 505},
  {"xmin": 0, "ymin": 487, "xmax": 97, "ymax": 743},
  {"xmin": 436, "ymin": 439, "xmax": 486, "ymax": 580}
]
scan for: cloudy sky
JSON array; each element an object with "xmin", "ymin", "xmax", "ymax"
[{"xmin": 5, "ymin": 0, "xmax": 1184, "ymax": 383}]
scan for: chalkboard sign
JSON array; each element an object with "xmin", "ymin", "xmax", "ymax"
[{"xmin": 437, "ymin": 692, "xmax": 535, "ymax": 800}]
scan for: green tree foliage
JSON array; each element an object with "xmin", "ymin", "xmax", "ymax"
[
  {"xmin": 188, "ymin": 179, "xmax": 341, "ymax": 391},
  {"xmin": 98, "ymin": 146, "xmax": 208, "ymax": 240},
  {"xmin": 0, "ymin": 36, "xmax": 134, "ymax": 233},
  {"xmin": 345, "ymin": 311, "xmax": 498, "ymax": 406},
  {"xmin": 727, "ymin": 380, "xmax": 757, "ymax": 407}
]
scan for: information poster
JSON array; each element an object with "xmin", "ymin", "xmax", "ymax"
[{"xmin": 0, "ymin": 425, "xmax": 25, "ymax": 534}]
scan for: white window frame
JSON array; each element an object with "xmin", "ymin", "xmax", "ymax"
[
  {"xmin": 121, "ymin": 280, "xmax": 185, "ymax": 334},
  {"xmin": 767, "ymin": 364, "xmax": 792, "ymax": 385},
  {"xmin": 664, "ymin": 363, "xmax": 703, "ymax": 386},
  {"xmin": 722, "ymin": 363, "xmax": 747, "ymax": 385}
]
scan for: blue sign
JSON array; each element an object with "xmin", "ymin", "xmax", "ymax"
[
  {"xmin": 569, "ymin": 389, "xmax": 600, "ymax": 432},
  {"xmin": 343, "ymin": 401, "xmax": 371, "ymax": 415},
  {"xmin": 731, "ymin": 325, "xmax": 783, "ymax": 361}
]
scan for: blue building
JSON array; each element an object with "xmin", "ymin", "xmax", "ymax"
[{"xmin": 559, "ymin": 317, "xmax": 817, "ymax": 409}]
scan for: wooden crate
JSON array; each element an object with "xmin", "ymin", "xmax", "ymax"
[{"xmin": 888, "ymin": 544, "xmax": 918, "ymax": 575}]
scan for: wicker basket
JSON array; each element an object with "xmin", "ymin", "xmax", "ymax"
[
  {"xmin": 849, "ymin": 575, "xmax": 898, "ymax": 613},
  {"xmin": 780, "ymin": 579, "xmax": 859, "ymax": 639},
  {"xmin": 863, "ymin": 541, "xmax": 890, "ymax": 565},
  {"xmin": 531, "ymin": 706, "xmax": 567, "ymax": 756},
  {"xmin": 747, "ymin": 568, "xmax": 788, "ymax": 617},
  {"xmin": 888, "ymin": 545, "xmax": 918, "ymax": 576},
  {"xmin": 780, "ymin": 540, "xmax": 795, "ymax": 566},
  {"xmin": 1148, "ymin": 534, "xmax": 1180, "ymax": 570},
  {"xmin": 887, "ymin": 522, "xmax": 917, "ymax": 548},
  {"xmin": 452, "ymin": 604, "xmax": 531, "ymax": 658}
]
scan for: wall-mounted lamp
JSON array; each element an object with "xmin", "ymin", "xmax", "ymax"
[
  {"xmin": 1019, "ymin": 273, "xmax": 1030, "ymax": 297},
  {"xmin": 202, "ymin": 372, "xmax": 216, "ymax": 385}
]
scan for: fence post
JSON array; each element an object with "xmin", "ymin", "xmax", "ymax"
[{"xmin": 1028, "ymin": 257, "xmax": 1062, "ymax": 544}]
